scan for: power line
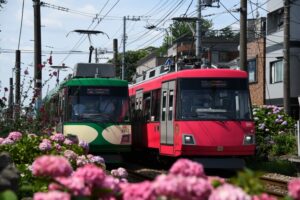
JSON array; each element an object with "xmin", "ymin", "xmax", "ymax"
[
  {"xmin": 17, "ymin": 0, "xmax": 25, "ymax": 50},
  {"xmin": 219, "ymin": 1, "xmax": 239, "ymax": 21}
]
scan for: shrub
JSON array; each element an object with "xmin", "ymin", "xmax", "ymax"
[{"xmin": 253, "ymin": 105, "xmax": 297, "ymax": 159}]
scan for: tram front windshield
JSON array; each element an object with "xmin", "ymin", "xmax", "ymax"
[
  {"xmin": 68, "ymin": 86, "xmax": 130, "ymax": 123},
  {"xmin": 177, "ymin": 78, "xmax": 252, "ymax": 120}
]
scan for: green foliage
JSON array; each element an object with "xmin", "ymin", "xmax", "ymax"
[
  {"xmin": 246, "ymin": 157, "xmax": 297, "ymax": 176},
  {"xmin": 0, "ymin": 190, "xmax": 18, "ymax": 200},
  {"xmin": 108, "ymin": 48, "xmax": 151, "ymax": 81},
  {"xmin": 0, "ymin": 133, "xmax": 86, "ymax": 198},
  {"xmin": 253, "ymin": 105, "xmax": 297, "ymax": 159},
  {"xmin": 229, "ymin": 168, "xmax": 264, "ymax": 195}
]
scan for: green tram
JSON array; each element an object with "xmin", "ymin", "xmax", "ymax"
[{"xmin": 43, "ymin": 63, "xmax": 131, "ymax": 156}]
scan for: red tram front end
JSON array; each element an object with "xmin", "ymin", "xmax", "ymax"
[{"xmin": 129, "ymin": 68, "xmax": 255, "ymax": 168}]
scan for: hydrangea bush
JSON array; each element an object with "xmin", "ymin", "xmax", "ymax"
[
  {"xmin": 29, "ymin": 157, "xmax": 300, "ymax": 200},
  {"xmin": 0, "ymin": 131, "xmax": 105, "ymax": 198},
  {"xmin": 253, "ymin": 105, "xmax": 297, "ymax": 159}
]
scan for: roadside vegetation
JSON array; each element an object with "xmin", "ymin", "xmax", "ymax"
[{"xmin": 0, "ymin": 104, "xmax": 299, "ymax": 199}]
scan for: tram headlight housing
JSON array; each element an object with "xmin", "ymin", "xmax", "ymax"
[
  {"xmin": 243, "ymin": 134, "xmax": 255, "ymax": 145},
  {"xmin": 183, "ymin": 134, "xmax": 196, "ymax": 145}
]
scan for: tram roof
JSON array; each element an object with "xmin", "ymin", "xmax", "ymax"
[
  {"xmin": 129, "ymin": 68, "xmax": 248, "ymax": 93},
  {"xmin": 43, "ymin": 77, "xmax": 128, "ymax": 102},
  {"xmin": 63, "ymin": 78, "xmax": 128, "ymax": 87}
]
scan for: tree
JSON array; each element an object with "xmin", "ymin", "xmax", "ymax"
[
  {"xmin": 0, "ymin": 0, "xmax": 6, "ymax": 9},
  {"xmin": 108, "ymin": 49, "xmax": 150, "ymax": 82},
  {"xmin": 159, "ymin": 19, "xmax": 213, "ymax": 55}
]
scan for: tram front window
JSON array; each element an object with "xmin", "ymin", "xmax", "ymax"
[
  {"xmin": 68, "ymin": 86, "xmax": 130, "ymax": 122},
  {"xmin": 177, "ymin": 78, "xmax": 252, "ymax": 120}
]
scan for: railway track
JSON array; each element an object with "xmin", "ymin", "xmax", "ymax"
[{"xmin": 260, "ymin": 173, "xmax": 293, "ymax": 198}]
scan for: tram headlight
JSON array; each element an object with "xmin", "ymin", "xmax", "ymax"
[
  {"xmin": 243, "ymin": 134, "xmax": 255, "ymax": 145},
  {"xmin": 183, "ymin": 134, "xmax": 196, "ymax": 145}
]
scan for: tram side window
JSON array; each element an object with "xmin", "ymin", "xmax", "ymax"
[
  {"xmin": 151, "ymin": 89, "xmax": 161, "ymax": 121},
  {"xmin": 143, "ymin": 93, "xmax": 151, "ymax": 121}
]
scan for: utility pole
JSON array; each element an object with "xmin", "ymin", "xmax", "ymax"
[
  {"xmin": 283, "ymin": 0, "xmax": 290, "ymax": 115},
  {"xmin": 196, "ymin": 0, "xmax": 202, "ymax": 60},
  {"xmin": 15, "ymin": 50, "xmax": 21, "ymax": 117},
  {"xmin": 8, "ymin": 78, "xmax": 14, "ymax": 119},
  {"xmin": 239, "ymin": 0, "xmax": 247, "ymax": 71},
  {"xmin": 122, "ymin": 16, "xmax": 141, "ymax": 80},
  {"xmin": 33, "ymin": 0, "xmax": 42, "ymax": 107},
  {"xmin": 113, "ymin": 39, "xmax": 119, "ymax": 77},
  {"xmin": 122, "ymin": 16, "xmax": 126, "ymax": 80}
]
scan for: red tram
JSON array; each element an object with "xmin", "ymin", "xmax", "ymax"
[{"xmin": 129, "ymin": 65, "xmax": 255, "ymax": 168}]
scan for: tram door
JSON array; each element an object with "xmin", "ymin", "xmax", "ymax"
[
  {"xmin": 133, "ymin": 89, "xmax": 144, "ymax": 147},
  {"xmin": 160, "ymin": 81, "xmax": 176, "ymax": 154}
]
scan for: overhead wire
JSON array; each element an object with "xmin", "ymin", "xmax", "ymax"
[
  {"xmin": 17, "ymin": 0, "xmax": 25, "ymax": 50},
  {"xmin": 127, "ymin": 0, "xmax": 187, "ymax": 47},
  {"xmin": 59, "ymin": 0, "xmax": 120, "ymax": 64}
]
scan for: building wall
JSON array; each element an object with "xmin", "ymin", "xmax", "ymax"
[
  {"xmin": 248, "ymin": 38, "xmax": 265, "ymax": 105},
  {"xmin": 265, "ymin": 0, "xmax": 300, "ymax": 118}
]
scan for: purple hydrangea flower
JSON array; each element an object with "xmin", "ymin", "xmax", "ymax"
[
  {"xmin": 39, "ymin": 139, "xmax": 52, "ymax": 151},
  {"xmin": 64, "ymin": 150, "xmax": 78, "ymax": 161},
  {"xmin": 88, "ymin": 155, "xmax": 105, "ymax": 167},
  {"xmin": 79, "ymin": 140, "xmax": 89, "ymax": 152},
  {"xmin": 111, "ymin": 167, "xmax": 128, "ymax": 179},
  {"xmin": 76, "ymin": 155, "xmax": 89, "ymax": 167}
]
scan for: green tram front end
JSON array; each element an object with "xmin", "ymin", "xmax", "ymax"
[{"xmin": 44, "ymin": 63, "xmax": 131, "ymax": 158}]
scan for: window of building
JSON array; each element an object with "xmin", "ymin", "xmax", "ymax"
[
  {"xmin": 267, "ymin": 8, "xmax": 284, "ymax": 35},
  {"xmin": 270, "ymin": 60, "xmax": 283, "ymax": 83},
  {"xmin": 247, "ymin": 59, "xmax": 257, "ymax": 83}
]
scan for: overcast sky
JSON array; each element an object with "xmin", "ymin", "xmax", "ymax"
[{"xmin": 0, "ymin": 0, "xmax": 267, "ymax": 105}]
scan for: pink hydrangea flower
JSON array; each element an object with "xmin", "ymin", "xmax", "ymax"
[
  {"xmin": 209, "ymin": 184, "xmax": 251, "ymax": 200},
  {"xmin": 73, "ymin": 164, "xmax": 106, "ymax": 188},
  {"xmin": 252, "ymin": 193, "xmax": 278, "ymax": 200},
  {"xmin": 55, "ymin": 176, "xmax": 91, "ymax": 196},
  {"xmin": 7, "ymin": 131, "xmax": 22, "ymax": 141},
  {"xmin": 33, "ymin": 190, "xmax": 71, "ymax": 200},
  {"xmin": 39, "ymin": 139, "xmax": 52, "ymax": 151},
  {"xmin": 1, "ymin": 138, "xmax": 14, "ymax": 145},
  {"xmin": 50, "ymin": 133, "xmax": 65, "ymax": 143},
  {"xmin": 153, "ymin": 174, "xmax": 212, "ymax": 200},
  {"xmin": 288, "ymin": 178, "xmax": 300, "ymax": 199},
  {"xmin": 0, "ymin": 137, "xmax": 4, "ymax": 144},
  {"xmin": 169, "ymin": 158, "xmax": 206, "ymax": 179},
  {"xmin": 121, "ymin": 181, "xmax": 157, "ymax": 200},
  {"xmin": 48, "ymin": 183, "xmax": 62, "ymax": 191},
  {"xmin": 64, "ymin": 138, "xmax": 74, "ymax": 145},
  {"xmin": 102, "ymin": 176, "xmax": 121, "ymax": 193},
  {"xmin": 32, "ymin": 155, "xmax": 73, "ymax": 178}
]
